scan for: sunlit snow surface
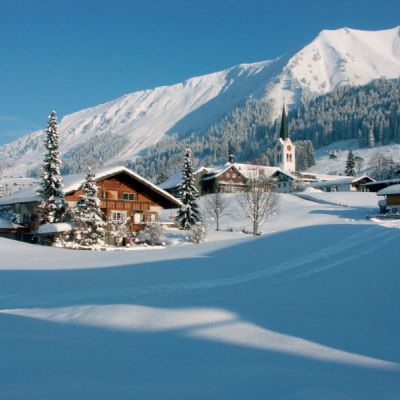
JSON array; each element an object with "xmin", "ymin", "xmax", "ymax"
[{"xmin": 0, "ymin": 193, "xmax": 399, "ymax": 399}]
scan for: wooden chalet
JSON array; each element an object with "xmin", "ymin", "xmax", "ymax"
[
  {"xmin": 201, "ymin": 162, "xmax": 297, "ymax": 194},
  {"xmin": 377, "ymin": 184, "xmax": 400, "ymax": 216},
  {"xmin": 0, "ymin": 166, "xmax": 181, "ymax": 245}
]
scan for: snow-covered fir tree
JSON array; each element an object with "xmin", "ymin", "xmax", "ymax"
[
  {"xmin": 74, "ymin": 168, "xmax": 106, "ymax": 247},
  {"xmin": 345, "ymin": 149, "xmax": 356, "ymax": 177},
  {"xmin": 175, "ymin": 148, "xmax": 201, "ymax": 229},
  {"xmin": 36, "ymin": 111, "xmax": 68, "ymax": 224}
]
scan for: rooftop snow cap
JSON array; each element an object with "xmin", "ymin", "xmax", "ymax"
[{"xmin": 279, "ymin": 104, "xmax": 289, "ymax": 140}]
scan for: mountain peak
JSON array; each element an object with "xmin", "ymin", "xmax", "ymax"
[{"xmin": 1, "ymin": 26, "xmax": 400, "ymax": 177}]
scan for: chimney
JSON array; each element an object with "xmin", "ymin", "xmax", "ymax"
[{"xmin": 228, "ymin": 154, "xmax": 235, "ymax": 163}]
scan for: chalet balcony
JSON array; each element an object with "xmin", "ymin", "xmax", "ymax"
[{"xmin": 99, "ymin": 198, "xmax": 153, "ymax": 212}]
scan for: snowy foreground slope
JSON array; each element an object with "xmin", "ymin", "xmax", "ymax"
[
  {"xmin": 1, "ymin": 26, "xmax": 400, "ymax": 176},
  {"xmin": 0, "ymin": 193, "xmax": 399, "ymax": 400}
]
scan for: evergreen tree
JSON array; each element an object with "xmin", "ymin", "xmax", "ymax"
[
  {"xmin": 74, "ymin": 168, "xmax": 106, "ymax": 247},
  {"xmin": 345, "ymin": 149, "xmax": 356, "ymax": 176},
  {"xmin": 175, "ymin": 148, "xmax": 201, "ymax": 229},
  {"xmin": 368, "ymin": 127, "xmax": 375, "ymax": 148},
  {"xmin": 306, "ymin": 141, "xmax": 316, "ymax": 167},
  {"xmin": 36, "ymin": 111, "xmax": 67, "ymax": 224}
]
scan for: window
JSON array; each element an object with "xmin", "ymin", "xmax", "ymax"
[
  {"xmin": 111, "ymin": 211, "xmax": 127, "ymax": 221},
  {"xmin": 133, "ymin": 213, "xmax": 143, "ymax": 224},
  {"xmin": 122, "ymin": 192, "xmax": 134, "ymax": 201}
]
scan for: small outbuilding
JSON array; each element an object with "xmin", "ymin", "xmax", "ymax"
[{"xmin": 377, "ymin": 184, "xmax": 400, "ymax": 216}]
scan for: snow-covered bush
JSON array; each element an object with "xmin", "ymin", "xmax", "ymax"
[
  {"xmin": 137, "ymin": 223, "xmax": 165, "ymax": 246},
  {"xmin": 188, "ymin": 222, "xmax": 206, "ymax": 244}
]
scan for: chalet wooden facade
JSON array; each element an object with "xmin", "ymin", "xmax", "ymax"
[
  {"xmin": 161, "ymin": 160, "xmax": 297, "ymax": 196},
  {"xmin": 200, "ymin": 163, "xmax": 296, "ymax": 194},
  {"xmin": 201, "ymin": 165, "xmax": 247, "ymax": 193},
  {"xmin": 0, "ymin": 166, "xmax": 181, "ymax": 245}
]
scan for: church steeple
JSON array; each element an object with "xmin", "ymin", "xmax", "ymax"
[
  {"xmin": 279, "ymin": 104, "xmax": 289, "ymax": 140},
  {"xmin": 272, "ymin": 102, "xmax": 296, "ymax": 173}
]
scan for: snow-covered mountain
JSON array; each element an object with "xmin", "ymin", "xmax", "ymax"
[{"xmin": 1, "ymin": 26, "xmax": 400, "ymax": 177}]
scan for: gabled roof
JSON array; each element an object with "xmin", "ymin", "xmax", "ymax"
[
  {"xmin": 159, "ymin": 166, "xmax": 209, "ymax": 190},
  {"xmin": 0, "ymin": 166, "xmax": 182, "ymax": 207},
  {"xmin": 377, "ymin": 184, "xmax": 400, "ymax": 196},
  {"xmin": 365, "ymin": 178, "xmax": 400, "ymax": 186},
  {"xmin": 298, "ymin": 172, "xmax": 358, "ymax": 182},
  {"xmin": 202, "ymin": 162, "xmax": 297, "ymax": 181}
]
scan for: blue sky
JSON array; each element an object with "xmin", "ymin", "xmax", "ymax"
[{"xmin": 0, "ymin": 0, "xmax": 399, "ymax": 145}]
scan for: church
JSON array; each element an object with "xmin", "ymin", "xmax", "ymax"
[
  {"xmin": 161, "ymin": 106, "xmax": 299, "ymax": 195},
  {"xmin": 160, "ymin": 105, "xmax": 374, "ymax": 196},
  {"xmin": 272, "ymin": 105, "xmax": 296, "ymax": 173}
]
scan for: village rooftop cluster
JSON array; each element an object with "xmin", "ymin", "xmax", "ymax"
[{"xmin": 0, "ymin": 107, "xmax": 399, "ymax": 249}]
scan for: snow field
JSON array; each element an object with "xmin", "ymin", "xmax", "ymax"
[{"xmin": 0, "ymin": 192, "xmax": 399, "ymax": 399}]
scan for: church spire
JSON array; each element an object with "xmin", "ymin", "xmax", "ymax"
[{"xmin": 279, "ymin": 104, "xmax": 289, "ymax": 140}]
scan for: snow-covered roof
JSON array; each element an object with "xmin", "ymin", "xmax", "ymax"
[
  {"xmin": 37, "ymin": 222, "xmax": 74, "ymax": 234},
  {"xmin": 365, "ymin": 178, "xmax": 400, "ymax": 186},
  {"xmin": 299, "ymin": 172, "xmax": 355, "ymax": 182},
  {"xmin": 377, "ymin": 184, "xmax": 400, "ymax": 196},
  {"xmin": 312, "ymin": 175, "xmax": 374, "ymax": 188},
  {"xmin": 202, "ymin": 162, "xmax": 297, "ymax": 181},
  {"xmin": 0, "ymin": 166, "xmax": 182, "ymax": 207},
  {"xmin": 159, "ymin": 167, "xmax": 209, "ymax": 190}
]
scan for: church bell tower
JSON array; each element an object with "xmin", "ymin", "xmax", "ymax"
[{"xmin": 272, "ymin": 105, "xmax": 296, "ymax": 172}]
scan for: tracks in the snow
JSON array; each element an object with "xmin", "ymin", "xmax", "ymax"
[{"xmin": 0, "ymin": 225, "xmax": 396, "ymax": 310}]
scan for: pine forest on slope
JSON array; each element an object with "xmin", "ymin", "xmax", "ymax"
[{"xmin": 0, "ymin": 26, "xmax": 399, "ymax": 179}]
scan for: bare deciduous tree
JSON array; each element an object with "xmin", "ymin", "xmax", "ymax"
[
  {"xmin": 239, "ymin": 173, "xmax": 278, "ymax": 236},
  {"xmin": 203, "ymin": 190, "xmax": 230, "ymax": 231}
]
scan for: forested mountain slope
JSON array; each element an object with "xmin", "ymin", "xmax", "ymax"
[{"xmin": 1, "ymin": 26, "xmax": 399, "ymax": 178}]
